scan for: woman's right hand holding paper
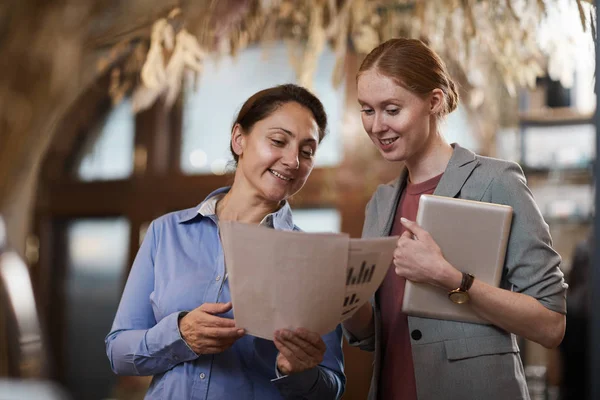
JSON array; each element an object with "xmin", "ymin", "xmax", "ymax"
[{"xmin": 179, "ymin": 302, "xmax": 245, "ymax": 354}]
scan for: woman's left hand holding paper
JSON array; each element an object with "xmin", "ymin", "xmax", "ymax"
[{"xmin": 274, "ymin": 328, "xmax": 326, "ymax": 375}]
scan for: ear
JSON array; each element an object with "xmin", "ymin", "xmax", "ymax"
[
  {"xmin": 231, "ymin": 124, "xmax": 246, "ymax": 157},
  {"xmin": 429, "ymin": 88, "xmax": 445, "ymax": 115}
]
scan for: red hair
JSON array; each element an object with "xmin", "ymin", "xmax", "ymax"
[{"xmin": 358, "ymin": 38, "xmax": 459, "ymax": 116}]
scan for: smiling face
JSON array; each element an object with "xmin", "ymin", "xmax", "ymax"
[
  {"xmin": 231, "ymin": 101, "xmax": 320, "ymax": 203},
  {"xmin": 357, "ymin": 69, "xmax": 438, "ymax": 163}
]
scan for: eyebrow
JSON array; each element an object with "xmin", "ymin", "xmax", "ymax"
[
  {"xmin": 269, "ymin": 127, "xmax": 318, "ymax": 143},
  {"xmin": 270, "ymin": 127, "xmax": 294, "ymax": 136},
  {"xmin": 358, "ymin": 98, "xmax": 399, "ymax": 106}
]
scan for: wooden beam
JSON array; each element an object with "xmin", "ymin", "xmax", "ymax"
[{"xmin": 36, "ymin": 168, "xmax": 340, "ymax": 217}]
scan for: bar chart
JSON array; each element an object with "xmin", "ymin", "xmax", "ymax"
[
  {"xmin": 343, "ymin": 293, "xmax": 360, "ymax": 307},
  {"xmin": 346, "ymin": 261, "xmax": 375, "ymax": 286},
  {"xmin": 341, "ymin": 292, "xmax": 361, "ymax": 316}
]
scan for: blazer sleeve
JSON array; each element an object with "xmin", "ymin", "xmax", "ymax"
[
  {"xmin": 341, "ymin": 196, "xmax": 377, "ymax": 351},
  {"xmin": 489, "ymin": 161, "xmax": 568, "ymax": 314},
  {"xmin": 341, "ymin": 310, "xmax": 377, "ymax": 352}
]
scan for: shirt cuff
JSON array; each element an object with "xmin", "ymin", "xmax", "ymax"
[
  {"xmin": 271, "ymin": 364, "xmax": 320, "ymax": 395},
  {"xmin": 275, "ymin": 365, "xmax": 287, "ymax": 379},
  {"xmin": 145, "ymin": 311, "xmax": 198, "ymax": 363}
]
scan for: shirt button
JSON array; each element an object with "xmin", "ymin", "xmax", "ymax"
[
  {"xmin": 411, "ymin": 330, "xmax": 422, "ymax": 341},
  {"xmin": 216, "ymin": 275, "xmax": 221, "ymax": 281},
  {"xmin": 200, "ymin": 372, "xmax": 206, "ymax": 379}
]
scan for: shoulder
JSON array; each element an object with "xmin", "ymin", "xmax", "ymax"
[
  {"xmin": 155, "ymin": 206, "xmax": 199, "ymax": 225},
  {"xmin": 148, "ymin": 206, "xmax": 202, "ymax": 236},
  {"xmin": 469, "ymin": 154, "xmax": 527, "ymax": 193},
  {"xmin": 479, "ymin": 156, "xmax": 527, "ymax": 192},
  {"xmin": 474, "ymin": 154, "xmax": 524, "ymax": 177}
]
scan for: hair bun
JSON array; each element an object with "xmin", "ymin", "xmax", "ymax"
[{"xmin": 446, "ymin": 78, "xmax": 459, "ymax": 114}]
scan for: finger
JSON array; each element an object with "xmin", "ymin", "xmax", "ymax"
[
  {"xmin": 273, "ymin": 336, "xmax": 305, "ymax": 367},
  {"xmin": 276, "ymin": 353, "xmax": 293, "ymax": 375},
  {"xmin": 199, "ymin": 302, "xmax": 233, "ymax": 315},
  {"xmin": 280, "ymin": 331, "xmax": 320, "ymax": 355},
  {"xmin": 193, "ymin": 334, "xmax": 241, "ymax": 352},
  {"xmin": 199, "ymin": 313, "xmax": 237, "ymax": 328},
  {"xmin": 275, "ymin": 330, "xmax": 317, "ymax": 360},
  {"xmin": 394, "ymin": 263, "xmax": 405, "ymax": 277},
  {"xmin": 400, "ymin": 217, "xmax": 429, "ymax": 240},
  {"xmin": 399, "ymin": 230, "xmax": 413, "ymax": 240},
  {"xmin": 202, "ymin": 326, "xmax": 245, "ymax": 339},
  {"xmin": 294, "ymin": 328, "xmax": 326, "ymax": 353},
  {"xmin": 393, "ymin": 247, "xmax": 403, "ymax": 260}
]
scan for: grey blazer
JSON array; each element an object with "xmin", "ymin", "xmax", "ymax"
[{"xmin": 344, "ymin": 144, "xmax": 567, "ymax": 400}]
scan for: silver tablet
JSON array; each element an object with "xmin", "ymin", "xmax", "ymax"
[{"xmin": 402, "ymin": 195, "xmax": 513, "ymax": 324}]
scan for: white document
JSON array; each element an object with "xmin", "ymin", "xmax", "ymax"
[{"xmin": 219, "ymin": 221, "xmax": 397, "ymax": 340}]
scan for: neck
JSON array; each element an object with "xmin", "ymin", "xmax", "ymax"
[
  {"xmin": 405, "ymin": 125, "xmax": 453, "ymax": 184},
  {"xmin": 217, "ymin": 180, "xmax": 281, "ymax": 225}
]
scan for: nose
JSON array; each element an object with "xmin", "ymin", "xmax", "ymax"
[
  {"xmin": 371, "ymin": 112, "xmax": 388, "ymax": 135},
  {"xmin": 281, "ymin": 147, "xmax": 300, "ymax": 170}
]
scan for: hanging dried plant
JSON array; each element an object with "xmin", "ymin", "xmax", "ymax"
[
  {"xmin": 100, "ymin": 0, "xmax": 595, "ymax": 113},
  {"xmin": 130, "ymin": 11, "xmax": 206, "ymax": 112}
]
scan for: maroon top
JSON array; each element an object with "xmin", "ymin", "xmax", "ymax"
[{"xmin": 378, "ymin": 173, "xmax": 443, "ymax": 400}]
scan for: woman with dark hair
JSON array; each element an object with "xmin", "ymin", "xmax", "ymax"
[
  {"xmin": 106, "ymin": 84, "xmax": 345, "ymax": 399},
  {"xmin": 342, "ymin": 38, "xmax": 567, "ymax": 400}
]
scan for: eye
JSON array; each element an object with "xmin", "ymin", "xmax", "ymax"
[
  {"xmin": 386, "ymin": 108, "xmax": 400, "ymax": 116},
  {"xmin": 301, "ymin": 148, "xmax": 314, "ymax": 159},
  {"xmin": 271, "ymin": 139, "xmax": 285, "ymax": 146},
  {"xmin": 360, "ymin": 108, "xmax": 374, "ymax": 116}
]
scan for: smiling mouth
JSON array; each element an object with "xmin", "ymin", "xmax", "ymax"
[
  {"xmin": 269, "ymin": 169, "xmax": 293, "ymax": 181},
  {"xmin": 379, "ymin": 137, "xmax": 399, "ymax": 146}
]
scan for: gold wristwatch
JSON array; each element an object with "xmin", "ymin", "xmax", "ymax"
[{"xmin": 448, "ymin": 272, "xmax": 475, "ymax": 304}]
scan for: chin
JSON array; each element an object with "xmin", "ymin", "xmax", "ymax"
[
  {"xmin": 379, "ymin": 149, "xmax": 406, "ymax": 163},
  {"xmin": 258, "ymin": 174, "xmax": 307, "ymax": 203},
  {"xmin": 260, "ymin": 186, "xmax": 292, "ymax": 203}
]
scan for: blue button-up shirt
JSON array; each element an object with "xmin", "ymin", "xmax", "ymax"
[{"xmin": 106, "ymin": 187, "xmax": 345, "ymax": 399}]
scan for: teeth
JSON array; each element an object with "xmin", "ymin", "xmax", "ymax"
[
  {"xmin": 379, "ymin": 137, "xmax": 398, "ymax": 145},
  {"xmin": 270, "ymin": 169, "xmax": 291, "ymax": 181}
]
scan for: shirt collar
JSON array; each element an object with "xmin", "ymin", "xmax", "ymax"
[{"xmin": 177, "ymin": 186, "xmax": 295, "ymax": 230}]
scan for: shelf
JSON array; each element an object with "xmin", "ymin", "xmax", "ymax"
[
  {"xmin": 521, "ymin": 165, "xmax": 593, "ymax": 177},
  {"xmin": 544, "ymin": 216, "xmax": 593, "ymax": 225},
  {"xmin": 519, "ymin": 107, "xmax": 595, "ymax": 126}
]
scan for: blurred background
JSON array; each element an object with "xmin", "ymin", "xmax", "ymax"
[{"xmin": 0, "ymin": 0, "xmax": 597, "ymax": 399}]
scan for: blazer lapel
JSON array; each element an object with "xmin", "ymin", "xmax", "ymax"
[
  {"xmin": 433, "ymin": 143, "xmax": 479, "ymax": 198},
  {"xmin": 375, "ymin": 167, "xmax": 408, "ymax": 236},
  {"xmin": 369, "ymin": 144, "xmax": 478, "ymax": 237}
]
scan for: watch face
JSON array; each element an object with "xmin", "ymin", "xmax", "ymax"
[{"xmin": 449, "ymin": 291, "xmax": 470, "ymax": 304}]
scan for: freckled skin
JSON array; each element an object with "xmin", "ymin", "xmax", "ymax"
[{"xmin": 357, "ymin": 70, "xmax": 436, "ymax": 166}]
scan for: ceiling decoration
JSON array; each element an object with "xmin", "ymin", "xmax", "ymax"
[{"xmin": 101, "ymin": 0, "xmax": 595, "ymax": 113}]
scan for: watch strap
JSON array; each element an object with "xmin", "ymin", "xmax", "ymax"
[{"xmin": 461, "ymin": 273, "xmax": 475, "ymax": 292}]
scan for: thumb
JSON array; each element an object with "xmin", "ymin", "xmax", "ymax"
[
  {"xmin": 200, "ymin": 302, "xmax": 233, "ymax": 315},
  {"xmin": 400, "ymin": 229, "xmax": 413, "ymax": 240},
  {"xmin": 400, "ymin": 217, "xmax": 424, "ymax": 239}
]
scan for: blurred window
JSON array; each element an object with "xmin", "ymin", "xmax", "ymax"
[
  {"xmin": 64, "ymin": 218, "xmax": 130, "ymax": 400},
  {"xmin": 75, "ymin": 99, "xmax": 135, "ymax": 181},
  {"xmin": 444, "ymin": 105, "xmax": 479, "ymax": 152},
  {"xmin": 181, "ymin": 42, "xmax": 345, "ymax": 175},
  {"xmin": 523, "ymin": 124, "xmax": 595, "ymax": 170},
  {"xmin": 292, "ymin": 208, "xmax": 341, "ymax": 233}
]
